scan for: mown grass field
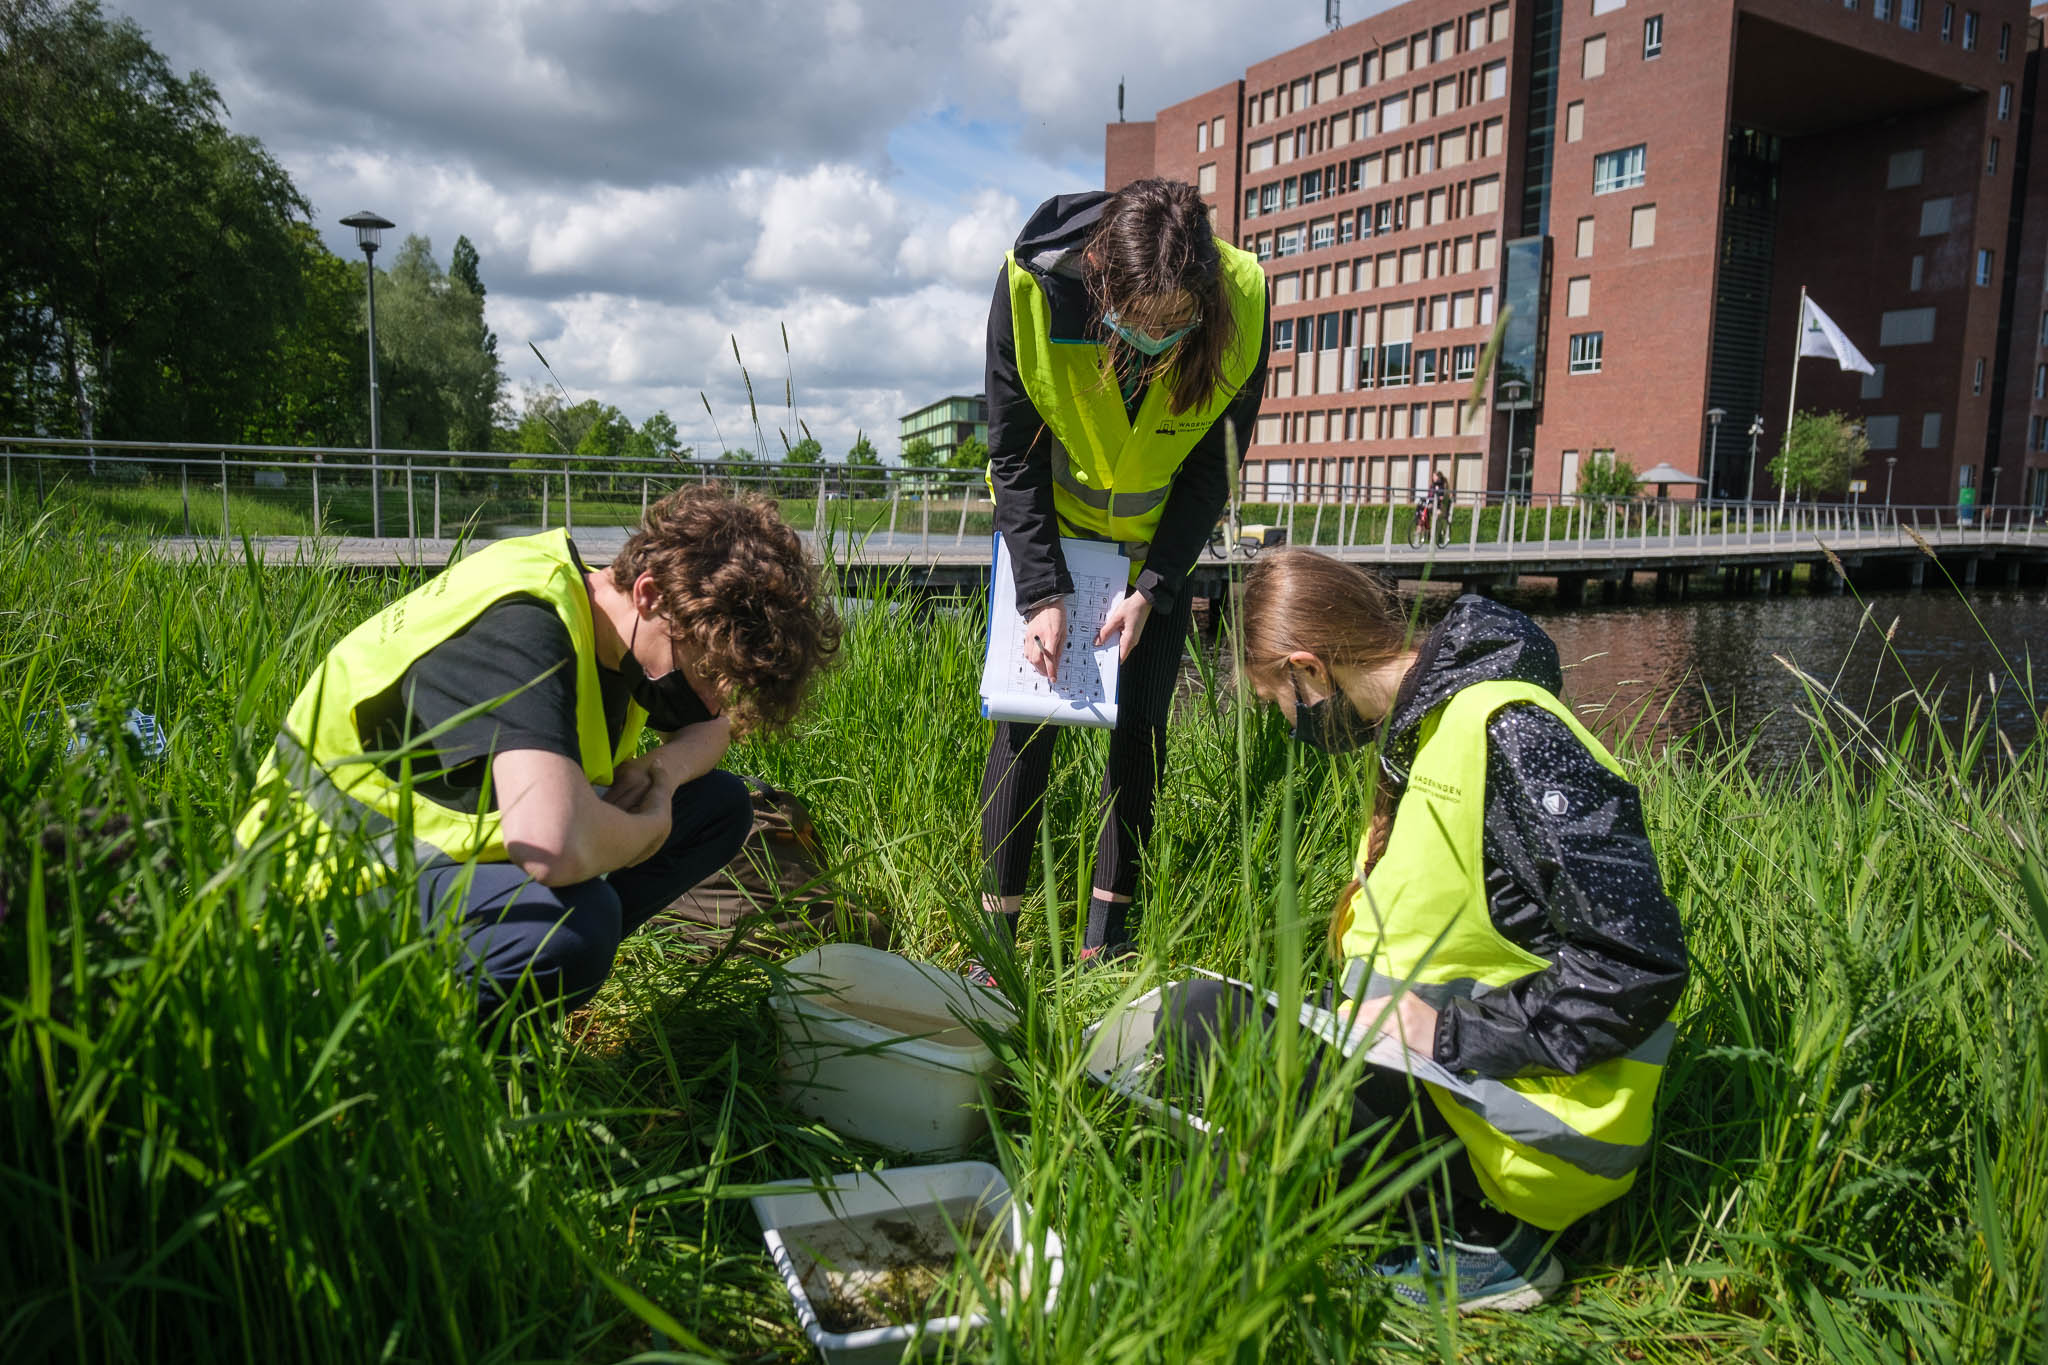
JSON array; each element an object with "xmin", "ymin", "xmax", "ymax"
[{"xmin": 2, "ymin": 495, "xmax": 2044, "ymax": 1363}]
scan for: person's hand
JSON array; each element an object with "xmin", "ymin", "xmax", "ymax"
[
  {"xmin": 600, "ymin": 752, "xmax": 661, "ymax": 811},
  {"xmin": 1022, "ymin": 599, "xmax": 1067, "ymax": 681},
  {"xmin": 1095, "ymin": 588, "xmax": 1153, "ymax": 662},
  {"xmin": 1352, "ymin": 993, "xmax": 1440, "ymax": 1056}
]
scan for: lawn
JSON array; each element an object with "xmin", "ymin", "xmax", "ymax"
[{"xmin": 2, "ymin": 497, "xmax": 2043, "ymax": 1363}]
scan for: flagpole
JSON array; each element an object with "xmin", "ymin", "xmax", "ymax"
[{"xmin": 1777, "ymin": 284, "xmax": 1806, "ymax": 530}]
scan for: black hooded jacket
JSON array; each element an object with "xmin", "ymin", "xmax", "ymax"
[
  {"xmin": 1376, "ymin": 595, "xmax": 1689, "ymax": 1079},
  {"xmin": 986, "ymin": 192, "xmax": 1269, "ymax": 616}
]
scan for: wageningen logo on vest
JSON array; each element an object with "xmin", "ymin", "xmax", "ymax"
[{"xmin": 1408, "ymin": 772, "xmax": 1462, "ymax": 801}]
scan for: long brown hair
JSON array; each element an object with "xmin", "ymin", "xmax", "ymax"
[
  {"xmin": 1085, "ymin": 178, "xmax": 1238, "ymax": 416},
  {"xmin": 1243, "ymin": 549, "xmax": 1418, "ymax": 952}
]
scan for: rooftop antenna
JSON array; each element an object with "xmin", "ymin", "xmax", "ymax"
[
  {"xmin": 1326, "ymin": 0, "xmax": 1340, "ymax": 31},
  {"xmin": 1117, "ymin": 76, "xmax": 1125, "ymax": 122}
]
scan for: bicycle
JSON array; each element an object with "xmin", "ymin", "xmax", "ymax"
[{"xmin": 1408, "ymin": 494, "xmax": 1455, "ymax": 548}]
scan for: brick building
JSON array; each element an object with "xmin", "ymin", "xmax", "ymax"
[{"xmin": 1109, "ymin": 0, "xmax": 2046, "ymax": 511}]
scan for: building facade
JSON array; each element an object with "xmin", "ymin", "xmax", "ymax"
[
  {"xmin": 899, "ymin": 394, "xmax": 988, "ymax": 464},
  {"xmin": 1110, "ymin": 0, "xmax": 2043, "ymax": 509}
]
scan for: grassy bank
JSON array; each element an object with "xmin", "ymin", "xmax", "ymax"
[{"xmin": 2, "ymin": 502, "xmax": 2044, "ymax": 1362}]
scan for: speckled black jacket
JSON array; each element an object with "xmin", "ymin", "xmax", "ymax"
[{"xmin": 1381, "ymin": 595, "xmax": 1689, "ymax": 1079}]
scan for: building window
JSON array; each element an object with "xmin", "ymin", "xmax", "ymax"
[
  {"xmin": 1302, "ymin": 170, "xmax": 1321, "ymax": 204},
  {"xmin": 1275, "ymin": 318, "xmax": 1295, "ymax": 351},
  {"xmin": 1875, "ymin": 0, "xmax": 1891, "ymax": 19},
  {"xmin": 1416, "ymin": 349, "xmax": 1438, "ymax": 384},
  {"xmin": 1998, "ymin": 22, "xmax": 2011, "ymax": 60},
  {"xmin": 1382, "ymin": 342, "xmax": 1412, "ymax": 385},
  {"xmin": 1921, "ymin": 412, "xmax": 1943, "ymax": 448},
  {"xmin": 1198, "ymin": 163, "xmax": 1217, "ymax": 194},
  {"xmin": 1197, "ymin": 121, "xmax": 1209, "ymax": 153},
  {"xmin": 1963, "ymin": 11, "xmax": 1978, "ymax": 49},
  {"xmin": 1910, "ymin": 255, "xmax": 1924, "ymax": 290},
  {"xmin": 1566, "ymin": 276, "xmax": 1592, "ymax": 317},
  {"xmin": 1593, "ymin": 144, "xmax": 1648, "ymax": 194},
  {"xmin": 1940, "ymin": 3, "xmax": 1953, "ymax": 41},
  {"xmin": 1568, "ymin": 331, "xmax": 1604, "ymax": 374},
  {"xmin": 1283, "ymin": 177, "xmax": 1299, "ymax": 210},
  {"xmin": 1261, "ymin": 184, "xmax": 1280, "ymax": 214},
  {"xmin": 1900, "ymin": 0, "xmax": 1922, "ymax": 32},
  {"xmin": 1311, "ymin": 220, "xmax": 1336, "ymax": 251},
  {"xmin": 1973, "ymin": 357, "xmax": 1985, "ymax": 394},
  {"xmin": 1887, "ymin": 149, "xmax": 1924, "ymax": 187},
  {"xmin": 2030, "ymin": 362, "xmax": 2044, "ymax": 399},
  {"xmin": 1865, "ymin": 415, "xmax": 1900, "ymax": 449},
  {"xmin": 1337, "ymin": 215, "xmax": 1356, "ymax": 245},
  {"xmin": 1278, "ymin": 228, "xmax": 1304, "ymax": 257},
  {"xmin": 1861, "ymin": 363, "xmax": 1886, "ymax": 399},
  {"xmin": 1976, "ymin": 247, "xmax": 1994, "ymax": 286},
  {"xmin": 1644, "ymin": 14, "xmax": 1664, "ymax": 58},
  {"xmin": 1214, "ymin": 116, "xmax": 1227, "ymax": 148},
  {"xmin": 2031, "ymin": 416, "xmax": 2047, "ymax": 452},
  {"xmin": 1988, "ymin": 138, "xmax": 2000, "ymax": 175},
  {"xmin": 1999, "ymin": 83, "xmax": 2013, "ymax": 120},
  {"xmin": 1565, "ymin": 100, "xmax": 1585, "ymax": 143},
  {"xmin": 1483, "ymin": 59, "xmax": 1507, "ymax": 100},
  {"xmin": 1453, "ymin": 344, "xmax": 1477, "ymax": 380},
  {"xmin": 1631, "ymin": 203, "xmax": 1657, "ymax": 247},
  {"xmin": 1583, "ymin": 34, "xmax": 1608, "ymax": 78},
  {"xmin": 2038, "ymin": 310, "xmax": 2047, "ymax": 347},
  {"xmin": 1257, "ymin": 236, "xmax": 1273, "ymax": 261},
  {"xmin": 1920, "ymin": 196, "xmax": 1953, "ymax": 234},
  {"xmin": 1244, "ymin": 189, "xmax": 1259, "ymax": 219}
]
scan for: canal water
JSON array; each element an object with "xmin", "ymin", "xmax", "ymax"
[{"xmin": 1491, "ymin": 582, "xmax": 2048, "ymax": 766}]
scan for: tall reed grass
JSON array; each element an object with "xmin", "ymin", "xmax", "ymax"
[{"xmin": 2, "ymin": 498, "xmax": 2042, "ymax": 1362}]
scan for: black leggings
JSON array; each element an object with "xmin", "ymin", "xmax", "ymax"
[
  {"xmin": 979, "ymin": 586, "xmax": 1195, "ymax": 913},
  {"xmin": 1157, "ymin": 979, "xmax": 1517, "ymax": 1243}
]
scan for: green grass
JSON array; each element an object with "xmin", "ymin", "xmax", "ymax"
[{"xmin": 2, "ymin": 497, "xmax": 2044, "ymax": 1362}]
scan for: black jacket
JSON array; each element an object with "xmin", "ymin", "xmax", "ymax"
[
  {"xmin": 1377, "ymin": 596, "xmax": 1690, "ymax": 1079},
  {"xmin": 986, "ymin": 192, "xmax": 1269, "ymax": 615}
]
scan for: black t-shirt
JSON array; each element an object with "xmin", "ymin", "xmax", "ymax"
[{"xmin": 357, "ymin": 592, "xmax": 629, "ymax": 812}]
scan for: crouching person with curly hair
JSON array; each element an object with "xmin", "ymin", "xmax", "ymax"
[{"xmin": 238, "ymin": 485, "xmax": 841, "ymax": 1024}]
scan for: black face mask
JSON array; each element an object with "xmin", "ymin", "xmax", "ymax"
[
  {"xmin": 1290, "ymin": 668, "xmax": 1374, "ymax": 755},
  {"xmin": 617, "ymin": 615, "xmax": 718, "ymax": 731}
]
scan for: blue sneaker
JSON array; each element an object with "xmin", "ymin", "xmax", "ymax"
[{"xmin": 1371, "ymin": 1221, "xmax": 1563, "ymax": 1312}]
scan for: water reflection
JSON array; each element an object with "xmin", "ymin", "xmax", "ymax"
[{"xmin": 1497, "ymin": 585, "xmax": 2048, "ymax": 765}]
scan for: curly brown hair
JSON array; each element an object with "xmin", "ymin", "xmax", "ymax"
[{"xmin": 608, "ymin": 484, "xmax": 841, "ymax": 729}]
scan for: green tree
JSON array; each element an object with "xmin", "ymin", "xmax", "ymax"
[
  {"xmin": 1577, "ymin": 452, "xmax": 1639, "ymax": 500},
  {"xmin": 901, "ymin": 435, "xmax": 934, "ymax": 466},
  {"xmin": 844, "ymin": 430, "xmax": 884, "ymax": 496},
  {"xmin": 1, "ymin": 0, "xmax": 311, "ymax": 441},
  {"xmin": 239, "ymin": 226, "xmax": 366, "ymax": 449},
  {"xmin": 373, "ymin": 235, "xmax": 501, "ymax": 451},
  {"xmin": 947, "ymin": 434, "xmax": 989, "ymax": 470},
  {"xmin": 1769, "ymin": 408, "xmax": 1867, "ymax": 497}
]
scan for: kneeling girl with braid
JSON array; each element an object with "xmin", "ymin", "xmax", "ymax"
[{"xmin": 1156, "ymin": 548, "xmax": 1688, "ymax": 1311}]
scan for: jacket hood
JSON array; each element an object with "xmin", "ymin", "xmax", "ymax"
[
  {"xmin": 1012, "ymin": 192, "xmax": 1110, "ymax": 282},
  {"xmin": 1380, "ymin": 595, "xmax": 1563, "ymax": 776}
]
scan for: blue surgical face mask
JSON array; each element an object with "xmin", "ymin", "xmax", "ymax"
[{"xmin": 1103, "ymin": 309, "xmax": 1197, "ymax": 357}]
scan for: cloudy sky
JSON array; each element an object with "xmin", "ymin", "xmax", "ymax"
[{"xmin": 114, "ymin": 0, "xmax": 1369, "ymax": 458}]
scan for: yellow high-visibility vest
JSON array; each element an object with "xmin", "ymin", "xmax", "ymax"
[
  {"xmin": 1006, "ymin": 239, "xmax": 1266, "ymax": 578},
  {"xmin": 235, "ymin": 529, "xmax": 645, "ymax": 894},
  {"xmin": 1339, "ymin": 680, "xmax": 1674, "ymax": 1230}
]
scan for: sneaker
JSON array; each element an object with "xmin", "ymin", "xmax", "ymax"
[
  {"xmin": 1371, "ymin": 1221, "xmax": 1563, "ymax": 1313},
  {"xmin": 1076, "ymin": 941, "xmax": 1139, "ymax": 972},
  {"xmin": 961, "ymin": 959, "xmax": 1004, "ymax": 993}
]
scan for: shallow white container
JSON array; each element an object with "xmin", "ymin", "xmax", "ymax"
[
  {"xmin": 1080, "ymin": 984, "xmax": 1216, "ymax": 1137},
  {"xmin": 772, "ymin": 944, "xmax": 1018, "ymax": 1154},
  {"xmin": 751, "ymin": 1160, "xmax": 1062, "ymax": 1365}
]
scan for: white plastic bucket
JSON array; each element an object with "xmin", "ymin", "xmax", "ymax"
[
  {"xmin": 772, "ymin": 944, "xmax": 1017, "ymax": 1154},
  {"xmin": 752, "ymin": 1160, "xmax": 1062, "ymax": 1365},
  {"xmin": 1081, "ymin": 985, "xmax": 1216, "ymax": 1137}
]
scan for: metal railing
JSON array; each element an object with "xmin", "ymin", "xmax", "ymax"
[{"xmin": 3, "ymin": 435, "xmax": 2042, "ymax": 561}]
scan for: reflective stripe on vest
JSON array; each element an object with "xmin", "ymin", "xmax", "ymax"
[
  {"xmin": 235, "ymin": 529, "xmax": 646, "ymax": 895},
  {"xmin": 1007, "ymin": 239, "xmax": 1266, "ymax": 581},
  {"xmin": 1339, "ymin": 679, "xmax": 1672, "ymax": 1230}
]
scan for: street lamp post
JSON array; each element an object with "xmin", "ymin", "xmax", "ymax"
[
  {"xmin": 342, "ymin": 210, "xmax": 395, "ymax": 537},
  {"xmin": 1885, "ymin": 455, "xmax": 1898, "ymax": 506},
  {"xmin": 1745, "ymin": 414, "xmax": 1764, "ymax": 512},
  {"xmin": 1705, "ymin": 407, "xmax": 1727, "ymax": 499},
  {"xmin": 1499, "ymin": 377, "xmax": 1528, "ymax": 502}
]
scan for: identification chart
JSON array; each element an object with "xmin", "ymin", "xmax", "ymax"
[{"xmin": 979, "ymin": 535, "xmax": 1125, "ymax": 728}]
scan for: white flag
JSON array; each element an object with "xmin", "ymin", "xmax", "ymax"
[{"xmin": 1799, "ymin": 295, "xmax": 1876, "ymax": 374}]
